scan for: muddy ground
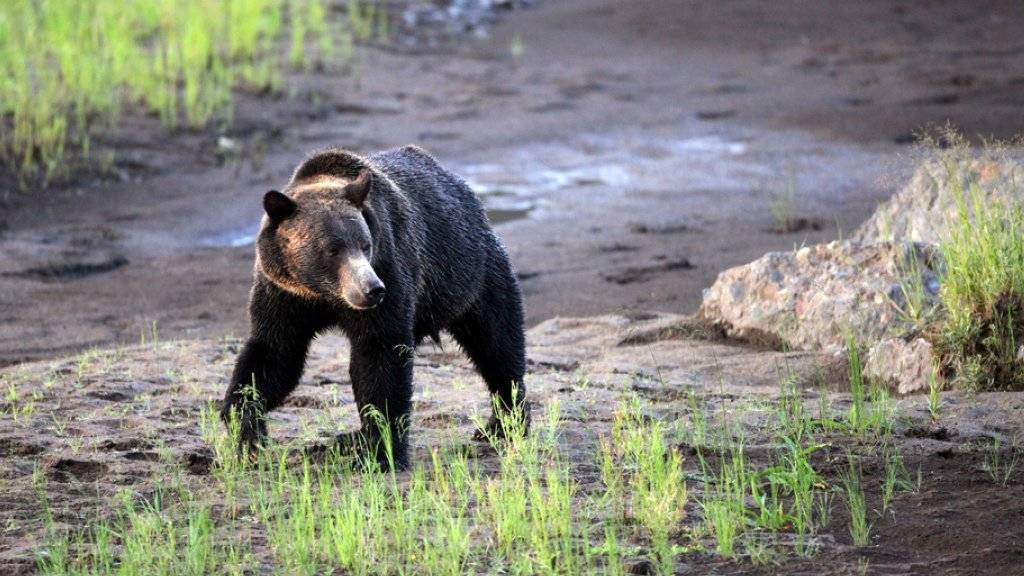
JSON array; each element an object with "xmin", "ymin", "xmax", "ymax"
[
  {"xmin": 3, "ymin": 0, "xmax": 1024, "ymax": 364},
  {"xmin": 2, "ymin": 315, "xmax": 1023, "ymax": 574}
]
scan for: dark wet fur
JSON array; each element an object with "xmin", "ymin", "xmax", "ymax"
[{"xmin": 221, "ymin": 145, "xmax": 527, "ymax": 469}]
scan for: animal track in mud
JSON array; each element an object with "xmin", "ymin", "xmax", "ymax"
[
  {"xmin": 86, "ymin": 389, "xmax": 134, "ymax": 402},
  {"xmin": 0, "ymin": 437, "xmax": 47, "ymax": 457},
  {"xmin": 696, "ymin": 109, "xmax": 737, "ymax": 120},
  {"xmin": 97, "ymin": 438, "xmax": 152, "ymax": 452},
  {"xmin": 283, "ymin": 395, "xmax": 328, "ymax": 409},
  {"xmin": 905, "ymin": 425, "xmax": 954, "ymax": 441},
  {"xmin": 596, "ymin": 243, "xmax": 640, "ymax": 254},
  {"xmin": 3, "ymin": 256, "xmax": 128, "ymax": 281},
  {"xmin": 602, "ymin": 258, "xmax": 694, "ymax": 285},
  {"xmin": 48, "ymin": 458, "xmax": 108, "ymax": 482},
  {"xmin": 767, "ymin": 217, "xmax": 823, "ymax": 234},
  {"xmin": 628, "ymin": 222, "xmax": 693, "ymax": 235}
]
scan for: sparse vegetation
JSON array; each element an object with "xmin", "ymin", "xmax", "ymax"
[
  {"xmin": 926, "ymin": 133, "xmax": 1024, "ymax": 391},
  {"xmin": 845, "ymin": 334, "xmax": 895, "ymax": 438},
  {"xmin": 983, "ymin": 436, "xmax": 1022, "ymax": 487},
  {"xmin": 880, "ymin": 443, "xmax": 917, "ymax": 515},
  {"xmin": 838, "ymin": 455, "xmax": 871, "ymax": 547},
  {"xmin": 612, "ymin": 402, "xmax": 688, "ymax": 574},
  {"xmin": 2, "ymin": 378, "xmax": 39, "ymax": 421},
  {"xmin": 927, "ymin": 365, "xmax": 943, "ymax": 420},
  {"xmin": 16, "ymin": 306, "xmax": 1016, "ymax": 574},
  {"xmin": 29, "ymin": 372, "xmax": 920, "ymax": 575},
  {"xmin": 766, "ymin": 167, "xmax": 801, "ymax": 233},
  {"xmin": 889, "ymin": 241, "xmax": 940, "ymax": 329},
  {"xmin": 692, "ymin": 375, "xmax": 840, "ymax": 562},
  {"xmin": 36, "ymin": 397, "xmax": 694, "ymax": 575},
  {"xmin": 0, "ymin": 0, "xmax": 380, "ymax": 185}
]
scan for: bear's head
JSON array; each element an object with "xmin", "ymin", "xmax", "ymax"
[{"xmin": 255, "ymin": 168, "xmax": 386, "ymax": 310}]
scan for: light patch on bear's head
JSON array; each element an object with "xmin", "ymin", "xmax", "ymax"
[{"xmin": 290, "ymin": 175, "xmax": 352, "ymax": 201}]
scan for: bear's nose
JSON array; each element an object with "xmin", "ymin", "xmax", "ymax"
[{"xmin": 366, "ymin": 284, "xmax": 386, "ymax": 306}]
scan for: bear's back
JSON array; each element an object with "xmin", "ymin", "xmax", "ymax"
[
  {"xmin": 370, "ymin": 146, "xmax": 497, "ymax": 326},
  {"xmin": 370, "ymin": 145, "xmax": 491, "ymax": 247},
  {"xmin": 371, "ymin": 146, "xmax": 481, "ymax": 214}
]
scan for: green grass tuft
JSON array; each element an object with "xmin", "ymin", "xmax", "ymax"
[
  {"xmin": 0, "ymin": 0, "xmax": 364, "ymax": 186},
  {"xmin": 837, "ymin": 455, "xmax": 871, "ymax": 547},
  {"xmin": 36, "ymin": 396, "xmax": 695, "ymax": 575},
  {"xmin": 937, "ymin": 168, "xmax": 1024, "ymax": 390}
]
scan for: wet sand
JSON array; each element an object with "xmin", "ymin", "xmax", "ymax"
[{"xmin": 2, "ymin": 0, "xmax": 1023, "ymax": 364}]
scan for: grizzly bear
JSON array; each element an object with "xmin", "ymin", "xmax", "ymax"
[{"xmin": 221, "ymin": 145, "xmax": 527, "ymax": 469}]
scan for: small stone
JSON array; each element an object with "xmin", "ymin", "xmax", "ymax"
[
  {"xmin": 865, "ymin": 337, "xmax": 937, "ymax": 394},
  {"xmin": 216, "ymin": 136, "xmax": 238, "ymax": 154}
]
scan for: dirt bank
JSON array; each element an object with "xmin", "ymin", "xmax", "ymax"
[
  {"xmin": 2, "ymin": 0, "xmax": 1023, "ymax": 364},
  {"xmin": 2, "ymin": 314, "xmax": 1022, "ymax": 574}
]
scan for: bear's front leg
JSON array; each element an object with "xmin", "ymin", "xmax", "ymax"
[
  {"xmin": 346, "ymin": 333, "xmax": 415, "ymax": 470},
  {"xmin": 222, "ymin": 337, "xmax": 311, "ymax": 453},
  {"xmin": 221, "ymin": 282, "xmax": 321, "ymax": 455}
]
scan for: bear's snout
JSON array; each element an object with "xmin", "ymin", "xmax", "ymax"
[
  {"xmin": 345, "ymin": 279, "xmax": 385, "ymax": 309},
  {"xmin": 365, "ymin": 281, "xmax": 386, "ymax": 307},
  {"xmin": 339, "ymin": 253, "xmax": 386, "ymax": 310}
]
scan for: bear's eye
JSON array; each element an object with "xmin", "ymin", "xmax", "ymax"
[{"xmin": 360, "ymin": 241, "xmax": 371, "ymax": 252}]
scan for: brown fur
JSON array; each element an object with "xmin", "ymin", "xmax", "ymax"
[{"xmin": 255, "ymin": 222, "xmax": 320, "ymax": 300}]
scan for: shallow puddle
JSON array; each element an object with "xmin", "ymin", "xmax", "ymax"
[
  {"xmin": 188, "ymin": 127, "xmax": 881, "ymax": 249},
  {"xmin": 458, "ymin": 131, "xmax": 755, "ymax": 225},
  {"xmin": 486, "ymin": 207, "xmax": 534, "ymax": 225},
  {"xmin": 200, "ymin": 228, "xmax": 259, "ymax": 248}
]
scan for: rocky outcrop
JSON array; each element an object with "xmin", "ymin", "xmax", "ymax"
[
  {"xmin": 698, "ymin": 240, "xmax": 941, "ymax": 354},
  {"xmin": 700, "ymin": 153, "xmax": 1024, "ymax": 393},
  {"xmin": 699, "ymin": 153, "xmax": 1024, "ymax": 393},
  {"xmin": 855, "ymin": 157, "xmax": 1024, "ymax": 245}
]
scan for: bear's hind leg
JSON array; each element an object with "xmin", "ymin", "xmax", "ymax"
[{"xmin": 449, "ymin": 280, "xmax": 528, "ymax": 440}]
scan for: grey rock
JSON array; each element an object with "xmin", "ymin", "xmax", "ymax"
[
  {"xmin": 698, "ymin": 240, "xmax": 941, "ymax": 354},
  {"xmin": 855, "ymin": 157, "xmax": 1024, "ymax": 245}
]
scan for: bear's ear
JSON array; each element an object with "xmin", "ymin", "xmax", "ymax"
[
  {"xmin": 343, "ymin": 169, "xmax": 372, "ymax": 206},
  {"xmin": 263, "ymin": 190, "xmax": 296, "ymax": 221}
]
